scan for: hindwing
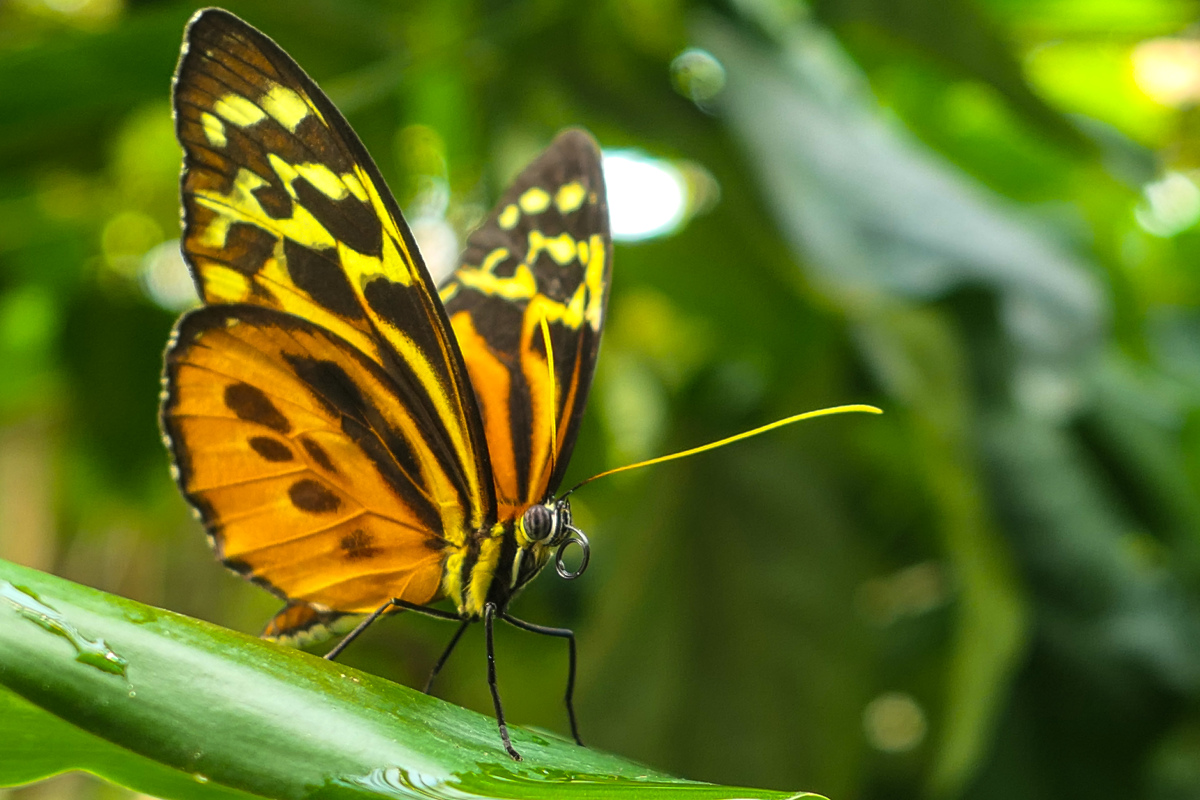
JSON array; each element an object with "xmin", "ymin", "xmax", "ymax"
[
  {"xmin": 162, "ymin": 306, "xmax": 449, "ymax": 616},
  {"xmin": 440, "ymin": 130, "xmax": 611, "ymax": 519}
]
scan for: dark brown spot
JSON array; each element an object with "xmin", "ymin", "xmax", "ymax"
[
  {"xmin": 225, "ymin": 383, "xmax": 290, "ymax": 433},
  {"xmin": 249, "ymin": 436, "xmax": 294, "ymax": 462},
  {"xmin": 340, "ymin": 529, "xmax": 379, "ymax": 560},
  {"xmin": 293, "ymin": 177, "xmax": 382, "ymax": 257},
  {"xmin": 253, "ymin": 182, "xmax": 293, "ymax": 219},
  {"xmin": 284, "ymin": 238, "xmax": 364, "ymax": 320},
  {"xmin": 300, "ymin": 436, "xmax": 336, "ymax": 473},
  {"xmin": 222, "ymin": 222, "xmax": 277, "ymax": 276},
  {"xmin": 288, "ymin": 478, "xmax": 341, "ymax": 513}
]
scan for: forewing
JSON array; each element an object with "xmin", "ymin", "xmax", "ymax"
[
  {"xmin": 440, "ymin": 130, "xmax": 611, "ymax": 517},
  {"xmin": 162, "ymin": 305, "xmax": 454, "ymax": 615},
  {"xmin": 173, "ymin": 9, "xmax": 493, "ymax": 530}
]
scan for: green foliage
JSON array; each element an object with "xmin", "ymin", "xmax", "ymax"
[
  {"xmin": 0, "ymin": 559, "xmax": 810, "ymax": 800},
  {"xmin": 1, "ymin": 1, "xmax": 1199, "ymax": 799}
]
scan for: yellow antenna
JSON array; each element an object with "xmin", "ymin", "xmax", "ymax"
[
  {"xmin": 563, "ymin": 404, "xmax": 882, "ymax": 495},
  {"xmin": 539, "ymin": 315, "xmax": 559, "ymax": 482}
]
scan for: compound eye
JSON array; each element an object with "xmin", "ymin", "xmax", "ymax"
[{"xmin": 522, "ymin": 504, "xmax": 555, "ymax": 541}]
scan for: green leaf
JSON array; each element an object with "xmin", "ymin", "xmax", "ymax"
[{"xmin": 0, "ymin": 559, "xmax": 816, "ymax": 800}]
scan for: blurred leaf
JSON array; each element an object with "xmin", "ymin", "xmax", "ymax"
[
  {"xmin": 810, "ymin": 0, "xmax": 1091, "ymax": 152},
  {"xmin": 699, "ymin": 13, "xmax": 1105, "ymax": 362}
]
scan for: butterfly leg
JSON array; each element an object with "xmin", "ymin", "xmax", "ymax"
[
  {"xmin": 484, "ymin": 602, "xmax": 521, "ymax": 760},
  {"xmin": 324, "ymin": 600, "xmax": 392, "ymax": 661},
  {"xmin": 324, "ymin": 599, "xmax": 462, "ymax": 661},
  {"xmin": 501, "ymin": 613, "xmax": 583, "ymax": 746},
  {"xmin": 424, "ymin": 618, "xmax": 471, "ymax": 694}
]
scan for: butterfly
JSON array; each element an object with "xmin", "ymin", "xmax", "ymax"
[{"xmin": 160, "ymin": 8, "xmax": 609, "ymax": 760}]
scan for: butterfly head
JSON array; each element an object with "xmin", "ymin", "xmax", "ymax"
[{"xmin": 507, "ymin": 499, "xmax": 590, "ymax": 594}]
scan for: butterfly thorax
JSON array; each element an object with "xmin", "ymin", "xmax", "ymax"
[{"xmin": 444, "ymin": 499, "xmax": 578, "ymax": 617}]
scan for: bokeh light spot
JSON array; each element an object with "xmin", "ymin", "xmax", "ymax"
[
  {"xmin": 863, "ymin": 692, "xmax": 927, "ymax": 753},
  {"xmin": 411, "ymin": 216, "xmax": 459, "ymax": 284},
  {"xmin": 602, "ymin": 151, "xmax": 687, "ymax": 242},
  {"xmin": 1133, "ymin": 38, "xmax": 1200, "ymax": 107},
  {"xmin": 671, "ymin": 48, "xmax": 727, "ymax": 104},
  {"xmin": 1135, "ymin": 171, "xmax": 1200, "ymax": 237},
  {"xmin": 141, "ymin": 240, "xmax": 198, "ymax": 311}
]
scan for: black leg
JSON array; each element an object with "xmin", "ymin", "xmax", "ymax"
[
  {"xmin": 502, "ymin": 613, "xmax": 583, "ymax": 746},
  {"xmin": 424, "ymin": 619, "xmax": 471, "ymax": 695},
  {"xmin": 324, "ymin": 598, "xmax": 462, "ymax": 661},
  {"xmin": 485, "ymin": 603, "xmax": 521, "ymax": 760},
  {"xmin": 324, "ymin": 600, "xmax": 391, "ymax": 661}
]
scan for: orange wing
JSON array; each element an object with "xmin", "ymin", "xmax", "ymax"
[
  {"xmin": 163, "ymin": 306, "xmax": 449, "ymax": 633},
  {"xmin": 440, "ymin": 130, "xmax": 611, "ymax": 520}
]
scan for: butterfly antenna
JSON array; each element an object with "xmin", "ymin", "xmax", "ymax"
[
  {"xmin": 561, "ymin": 404, "xmax": 883, "ymax": 497},
  {"xmin": 539, "ymin": 314, "xmax": 559, "ymax": 483}
]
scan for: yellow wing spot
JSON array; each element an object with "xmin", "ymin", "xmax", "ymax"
[
  {"xmin": 456, "ymin": 262, "xmax": 537, "ymax": 300},
  {"xmin": 377, "ymin": 234, "xmax": 413, "ymax": 287},
  {"xmin": 338, "ymin": 241, "xmax": 384, "ymax": 283},
  {"xmin": 584, "ymin": 233, "xmax": 606, "ymax": 331},
  {"xmin": 528, "ymin": 230, "xmax": 578, "ymax": 266},
  {"xmin": 518, "ymin": 187, "xmax": 551, "ymax": 214},
  {"xmin": 266, "ymin": 154, "xmax": 349, "ymax": 204},
  {"xmin": 194, "ymin": 167, "xmax": 266, "ymax": 247},
  {"xmin": 262, "ymin": 84, "xmax": 311, "ymax": 132},
  {"xmin": 200, "ymin": 112, "xmax": 227, "ymax": 148},
  {"xmin": 198, "ymin": 262, "xmax": 252, "ymax": 302},
  {"xmin": 360, "ymin": 175, "xmax": 411, "ymax": 266},
  {"xmin": 213, "ymin": 94, "xmax": 266, "ymax": 128},
  {"xmin": 498, "ymin": 204, "xmax": 520, "ymax": 230},
  {"xmin": 565, "ymin": 284, "xmax": 586, "ymax": 326},
  {"xmin": 283, "ymin": 203, "xmax": 339, "ymax": 250},
  {"xmin": 342, "ymin": 172, "xmax": 368, "ymax": 202},
  {"xmin": 554, "ymin": 181, "xmax": 587, "ymax": 214},
  {"xmin": 295, "ymin": 163, "xmax": 348, "ymax": 200},
  {"xmin": 267, "ymin": 154, "xmax": 300, "ymax": 193},
  {"xmin": 197, "ymin": 211, "xmax": 234, "ymax": 248},
  {"xmin": 479, "ymin": 247, "xmax": 510, "ymax": 274},
  {"xmin": 577, "ymin": 238, "xmax": 590, "ymax": 265},
  {"xmin": 439, "ymin": 282, "xmax": 460, "ymax": 303},
  {"xmin": 193, "ymin": 165, "xmax": 339, "ymax": 253}
]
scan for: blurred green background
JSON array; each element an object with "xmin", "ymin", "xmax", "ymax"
[{"xmin": 2, "ymin": 0, "xmax": 1200, "ymax": 798}]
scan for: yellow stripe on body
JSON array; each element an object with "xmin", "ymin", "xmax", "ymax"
[{"xmin": 462, "ymin": 533, "xmax": 505, "ymax": 618}]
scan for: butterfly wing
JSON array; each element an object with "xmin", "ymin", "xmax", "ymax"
[
  {"xmin": 440, "ymin": 130, "xmax": 611, "ymax": 519},
  {"xmin": 165, "ymin": 9, "xmax": 496, "ymax": 640},
  {"xmin": 163, "ymin": 306, "xmax": 448, "ymax": 616}
]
